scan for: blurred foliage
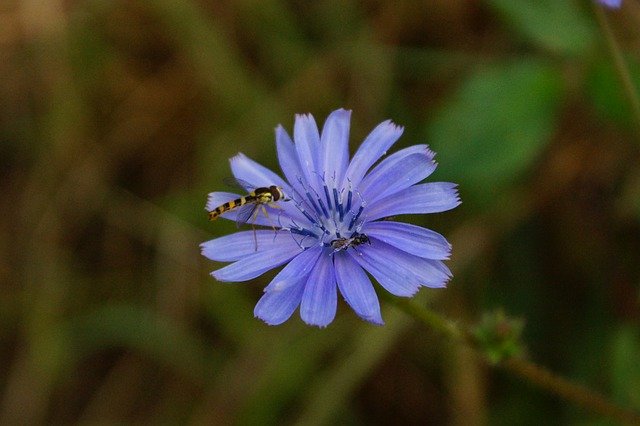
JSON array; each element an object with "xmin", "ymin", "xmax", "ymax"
[
  {"xmin": 427, "ymin": 59, "xmax": 564, "ymax": 205},
  {"xmin": 1, "ymin": 0, "xmax": 639, "ymax": 424},
  {"xmin": 588, "ymin": 55, "xmax": 640, "ymax": 127},
  {"xmin": 472, "ymin": 310, "xmax": 525, "ymax": 365},
  {"xmin": 486, "ymin": 0, "xmax": 597, "ymax": 56}
]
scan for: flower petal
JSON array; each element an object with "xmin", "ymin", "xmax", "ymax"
[
  {"xmin": 263, "ymin": 246, "xmax": 323, "ymax": 292},
  {"xmin": 201, "ymin": 230, "xmax": 297, "ymax": 262},
  {"xmin": 342, "ymin": 120, "xmax": 403, "ymax": 189},
  {"xmin": 349, "ymin": 245, "xmax": 420, "ymax": 297},
  {"xmin": 254, "ymin": 247, "xmax": 322, "ymax": 325},
  {"xmin": 359, "ymin": 145, "xmax": 436, "ymax": 204},
  {"xmin": 230, "ymin": 153, "xmax": 291, "ymax": 195},
  {"xmin": 363, "ymin": 221, "xmax": 451, "ymax": 260},
  {"xmin": 321, "ymin": 109, "xmax": 351, "ymax": 187},
  {"xmin": 229, "ymin": 153, "xmax": 308, "ymax": 223},
  {"xmin": 365, "ymin": 183, "xmax": 461, "ymax": 221},
  {"xmin": 597, "ymin": 0, "xmax": 621, "ymax": 8},
  {"xmin": 334, "ymin": 253, "xmax": 383, "ymax": 325},
  {"xmin": 254, "ymin": 280, "xmax": 305, "ymax": 325},
  {"xmin": 300, "ymin": 253, "xmax": 337, "ymax": 327},
  {"xmin": 211, "ymin": 240, "xmax": 303, "ymax": 282},
  {"xmin": 294, "ymin": 113, "xmax": 322, "ymax": 189},
  {"xmin": 205, "ymin": 191, "xmax": 240, "ymax": 212},
  {"xmin": 276, "ymin": 125, "xmax": 305, "ymax": 194},
  {"xmin": 350, "ymin": 239, "xmax": 450, "ymax": 296}
]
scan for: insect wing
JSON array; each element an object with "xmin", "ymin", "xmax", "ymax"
[
  {"xmin": 234, "ymin": 202, "xmax": 259, "ymax": 228},
  {"xmin": 223, "ymin": 177, "xmax": 255, "ymax": 193}
]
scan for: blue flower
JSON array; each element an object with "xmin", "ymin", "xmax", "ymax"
[
  {"xmin": 597, "ymin": 0, "xmax": 622, "ymax": 7},
  {"xmin": 201, "ymin": 109, "xmax": 460, "ymax": 327}
]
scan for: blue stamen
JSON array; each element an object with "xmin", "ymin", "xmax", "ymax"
[
  {"xmin": 306, "ymin": 192, "xmax": 322, "ymax": 216},
  {"xmin": 348, "ymin": 205, "xmax": 365, "ymax": 230},
  {"xmin": 317, "ymin": 198, "xmax": 329, "ymax": 217},
  {"xmin": 289, "ymin": 227, "xmax": 317, "ymax": 238},
  {"xmin": 323, "ymin": 185, "xmax": 332, "ymax": 210},
  {"xmin": 333, "ymin": 188, "xmax": 344, "ymax": 221},
  {"xmin": 298, "ymin": 206, "xmax": 317, "ymax": 224},
  {"xmin": 313, "ymin": 222, "xmax": 328, "ymax": 233},
  {"xmin": 338, "ymin": 194, "xmax": 345, "ymax": 222},
  {"xmin": 345, "ymin": 190, "xmax": 353, "ymax": 213}
]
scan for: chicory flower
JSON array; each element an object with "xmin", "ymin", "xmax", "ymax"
[
  {"xmin": 597, "ymin": 0, "xmax": 622, "ymax": 7},
  {"xmin": 201, "ymin": 109, "xmax": 460, "ymax": 327}
]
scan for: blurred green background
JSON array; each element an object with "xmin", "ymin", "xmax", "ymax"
[{"xmin": 1, "ymin": 0, "xmax": 640, "ymax": 424}]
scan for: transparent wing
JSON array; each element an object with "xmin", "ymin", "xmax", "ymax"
[
  {"xmin": 235, "ymin": 203, "xmax": 259, "ymax": 228},
  {"xmin": 223, "ymin": 177, "xmax": 255, "ymax": 192}
]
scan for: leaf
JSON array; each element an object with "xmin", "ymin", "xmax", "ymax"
[
  {"xmin": 610, "ymin": 326, "xmax": 640, "ymax": 410},
  {"xmin": 66, "ymin": 304, "xmax": 211, "ymax": 382},
  {"xmin": 586, "ymin": 55, "xmax": 640, "ymax": 130},
  {"xmin": 426, "ymin": 60, "xmax": 564, "ymax": 204},
  {"xmin": 486, "ymin": 0, "xmax": 596, "ymax": 56}
]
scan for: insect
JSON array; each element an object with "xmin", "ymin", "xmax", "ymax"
[
  {"xmin": 208, "ymin": 178, "xmax": 287, "ymax": 250},
  {"xmin": 329, "ymin": 232, "xmax": 371, "ymax": 253}
]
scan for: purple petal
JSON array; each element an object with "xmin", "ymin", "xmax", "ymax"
[
  {"xmin": 263, "ymin": 246, "xmax": 323, "ymax": 292},
  {"xmin": 229, "ymin": 153, "xmax": 308, "ymax": 223},
  {"xmin": 254, "ymin": 280, "xmax": 305, "ymax": 325},
  {"xmin": 230, "ymin": 153, "xmax": 291, "ymax": 195},
  {"xmin": 349, "ymin": 245, "xmax": 420, "ymax": 297},
  {"xmin": 300, "ymin": 254, "xmax": 337, "ymax": 327},
  {"xmin": 211, "ymin": 241, "xmax": 303, "ymax": 282},
  {"xmin": 359, "ymin": 145, "xmax": 436, "ymax": 204},
  {"xmin": 598, "ymin": 0, "xmax": 621, "ymax": 8},
  {"xmin": 365, "ymin": 183, "xmax": 460, "ymax": 221},
  {"xmin": 350, "ymin": 240, "xmax": 451, "ymax": 296},
  {"xmin": 342, "ymin": 120, "xmax": 403, "ymax": 190},
  {"xmin": 363, "ymin": 221, "xmax": 451, "ymax": 260},
  {"xmin": 201, "ymin": 230, "xmax": 296, "ymax": 262},
  {"xmin": 254, "ymin": 247, "xmax": 322, "ymax": 325},
  {"xmin": 321, "ymin": 109, "xmax": 351, "ymax": 188},
  {"xmin": 294, "ymin": 113, "xmax": 322, "ymax": 189},
  {"xmin": 334, "ymin": 253, "xmax": 383, "ymax": 325},
  {"xmin": 276, "ymin": 125, "xmax": 305, "ymax": 195},
  {"xmin": 426, "ymin": 259, "xmax": 453, "ymax": 283},
  {"xmin": 205, "ymin": 191, "xmax": 239, "ymax": 212}
]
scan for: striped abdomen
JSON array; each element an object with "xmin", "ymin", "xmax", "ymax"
[
  {"xmin": 207, "ymin": 186, "xmax": 284, "ymax": 221},
  {"xmin": 208, "ymin": 195, "xmax": 253, "ymax": 221}
]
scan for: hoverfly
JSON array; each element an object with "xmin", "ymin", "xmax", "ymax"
[
  {"xmin": 208, "ymin": 177, "xmax": 287, "ymax": 250},
  {"xmin": 329, "ymin": 232, "xmax": 371, "ymax": 253}
]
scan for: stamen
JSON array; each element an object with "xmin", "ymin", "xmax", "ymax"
[
  {"xmin": 289, "ymin": 227, "xmax": 317, "ymax": 238},
  {"xmin": 323, "ymin": 185, "xmax": 332, "ymax": 210},
  {"xmin": 297, "ymin": 203, "xmax": 318, "ymax": 224},
  {"xmin": 288, "ymin": 175, "xmax": 308, "ymax": 203},
  {"xmin": 333, "ymin": 188, "xmax": 344, "ymax": 221},
  {"xmin": 345, "ymin": 190, "xmax": 353, "ymax": 213},
  {"xmin": 294, "ymin": 175, "xmax": 322, "ymax": 218},
  {"xmin": 317, "ymin": 197, "xmax": 329, "ymax": 218},
  {"xmin": 348, "ymin": 205, "xmax": 365, "ymax": 230},
  {"xmin": 306, "ymin": 191, "xmax": 322, "ymax": 216},
  {"xmin": 285, "ymin": 221, "xmax": 320, "ymax": 249}
]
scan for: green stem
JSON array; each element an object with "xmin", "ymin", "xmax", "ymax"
[
  {"xmin": 593, "ymin": 3, "xmax": 640, "ymax": 136},
  {"xmin": 386, "ymin": 296, "xmax": 640, "ymax": 425}
]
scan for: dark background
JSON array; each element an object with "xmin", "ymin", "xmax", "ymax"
[{"xmin": 1, "ymin": 0, "xmax": 639, "ymax": 424}]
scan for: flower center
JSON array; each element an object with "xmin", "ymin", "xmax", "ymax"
[{"xmin": 283, "ymin": 174, "xmax": 366, "ymax": 249}]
